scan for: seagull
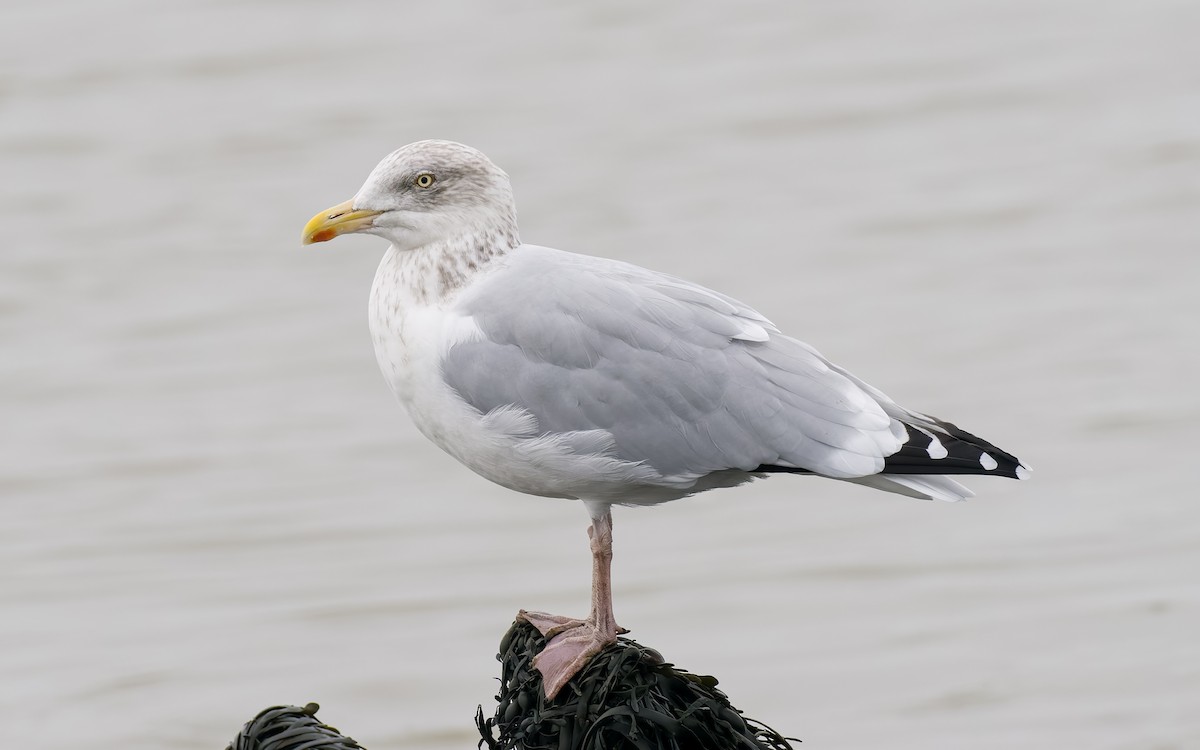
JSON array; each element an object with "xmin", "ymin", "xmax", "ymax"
[{"xmin": 302, "ymin": 140, "xmax": 1029, "ymax": 699}]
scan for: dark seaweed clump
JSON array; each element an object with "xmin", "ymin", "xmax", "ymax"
[
  {"xmin": 476, "ymin": 621, "xmax": 798, "ymax": 750},
  {"xmin": 226, "ymin": 702, "xmax": 363, "ymax": 750}
]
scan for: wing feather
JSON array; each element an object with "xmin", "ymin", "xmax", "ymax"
[{"xmin": 443, "ymin": 246, "xmax": 901, "ymax": 482}]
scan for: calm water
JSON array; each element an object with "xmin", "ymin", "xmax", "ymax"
[{"xmin": 3, "ymin": 1, "xmax": 1198, "ymax": 748}]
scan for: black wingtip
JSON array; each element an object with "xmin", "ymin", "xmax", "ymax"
[
  {"xmin": 755, "ymin": 418, "xmax": 1028, "ymax": 481},
  {"xmin": 882, "ymin": 418, "xmax": 1026, "ymax": 479}
]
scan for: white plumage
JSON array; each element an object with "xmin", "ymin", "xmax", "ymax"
[{"xmin": 303, "ymin": 139, "xmax": 1029, "ymax": 698}]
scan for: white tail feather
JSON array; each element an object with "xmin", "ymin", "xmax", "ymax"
[{"xmin": 846, "ymin": 474, "xmax": 975, "ymax": 503}]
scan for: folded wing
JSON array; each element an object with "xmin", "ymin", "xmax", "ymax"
[{"xmin": 443, "ymin": 246, "xmax": 913, "ymax": 484}]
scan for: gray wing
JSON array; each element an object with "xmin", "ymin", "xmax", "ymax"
[{"xmin": 442, "ymin": 246, "xmax": 904, "ymax": 481}]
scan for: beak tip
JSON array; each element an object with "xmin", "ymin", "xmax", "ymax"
[{"xmin": 303, "ymin": 228, "xmax": 336, "ymax": 245}]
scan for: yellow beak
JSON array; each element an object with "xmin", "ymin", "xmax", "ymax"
[{"xmin": 302, "ymin": 199, "xmax": 383, "ymax": 245}]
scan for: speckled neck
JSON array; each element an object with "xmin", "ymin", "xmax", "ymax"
[{"xmin": 378, "ymin": 225, "xmax": 520, "ymax": 307}]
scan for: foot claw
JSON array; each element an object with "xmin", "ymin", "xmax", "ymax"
[
  {"xmin": 516, "ymin": 610, "xmax": 619, "ymax": 699},
  {"xmin": 535, "ymin": 623, "xmax": 618, "ymax": 699},
  {"xmin": 517, "ymin": 609, "xmax": 585, "ymax": 639}
]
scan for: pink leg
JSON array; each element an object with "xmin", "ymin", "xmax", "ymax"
[{"xmin": 517, "ymin": 509, "xmax": 623, "ymax": 699}]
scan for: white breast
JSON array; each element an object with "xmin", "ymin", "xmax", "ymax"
[
  {"xmin": 367, "ymin": 245, "xmax": 685, "ymax": 503},
  {"xmin": 368, "ymin": 245, "xmax": 486, "ymax": 442}
]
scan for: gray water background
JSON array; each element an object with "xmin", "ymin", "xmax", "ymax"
[{"xmin": 2, "ymin": 1, "xmax": 1198, "ymax": 748}]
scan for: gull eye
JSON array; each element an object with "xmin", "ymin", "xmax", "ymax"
[{"xmin": 414, "ymin": 173, "xmax": 436, "ymax": 189}]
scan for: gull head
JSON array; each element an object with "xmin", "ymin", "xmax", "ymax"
[{"xmin": 303, "ymin": 140, "xmax": 518, "ymax": 252}]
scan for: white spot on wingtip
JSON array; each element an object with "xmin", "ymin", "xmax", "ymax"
[
  {"xmin": 979, "ymin": 452, "xmax": 998, "ymax": 471},
  {"xmin": 1016, "ymin": 464, "xmax": 1031, "ymax": 480},
  {"xmin": 926, "ymin": 434, "xmax": 948, "ymax": 459},
  {"xmin": 914, "ymin": 426, "xmax": 948, "ymax": 459}
]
